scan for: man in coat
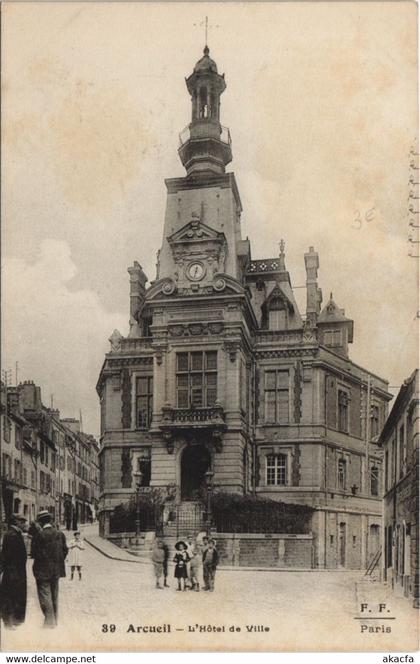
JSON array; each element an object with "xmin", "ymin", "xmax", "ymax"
[
  {"xmin": 0, "ymin": 514, "xmax": 28, "ymax": 629},
  {"xmin": 31, "ymin": 510, "xmax": 68, "ymax": 628}
]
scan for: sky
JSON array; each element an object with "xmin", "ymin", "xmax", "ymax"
[{"xmin": 2, "ymin": 2, "xmax": 418, "ymax": 436}]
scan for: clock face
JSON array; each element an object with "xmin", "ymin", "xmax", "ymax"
[{"xmin": 187, "ymin": 262, "xmax": 205, "ymax": 281}]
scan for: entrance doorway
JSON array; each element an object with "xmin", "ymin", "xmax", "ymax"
[
  {"xmin": 368, "ymin": 524, "xmax": 380, "ymax": 561},
  {"xmin": 181, "ymin": 444, "xmax": 211, "ymax": 501},
  {"xmin": 339, "ymin": 522, "xmax": 347, "ymax": 567}
]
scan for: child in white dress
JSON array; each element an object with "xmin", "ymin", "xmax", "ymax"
[{"xmin": 68, "ymin": 531, "xmax": 84, "ymax": 580}]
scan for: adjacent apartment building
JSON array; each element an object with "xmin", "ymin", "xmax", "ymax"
[
  {"xmin": 0, "ymin": 380, "xmax": 99, "ymax": 529},
  {"xmin": 97, "ymin": 46, "xmax": 392, "ymax": 568},
  {"xmin": 380, "ymin": 369, "xmax": 419, "ymax": 607}
]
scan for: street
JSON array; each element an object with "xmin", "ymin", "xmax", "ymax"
[{"xmin": 1, "ymin": 527, "xmax": 418, "ymax": 653}]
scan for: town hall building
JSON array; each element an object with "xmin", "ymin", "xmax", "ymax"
[{"xmin": 97, "ymin": 46, "xmax": 392, "ymax": 569}]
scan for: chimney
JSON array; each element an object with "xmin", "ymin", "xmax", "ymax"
[
  {"xmin": 18, "ymin": 381, "xmax": 42, "ymax": 414},
  {"xmin": 304, "ymin": 247, "xmax": 322, "ymax": 328},
  {"xmin": 127, "ymin": 261, "xmax": 148, "ymax": 338}
]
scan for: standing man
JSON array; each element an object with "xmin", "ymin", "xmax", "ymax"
[
  {"xmin": 202, "ymin": 539, "xmax": 219, "ymax": 592},
  {"xmin": 31, "ymin": 510, "xmax": 68, "ymax": 628},
  {"xmin": 0, "ymin": 514, "xmax": 27, "ymax": 629}
]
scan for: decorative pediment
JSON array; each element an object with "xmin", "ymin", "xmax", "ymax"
[
  {"xmin": 263, "ymin": 285, "xmax": 295, "ymax": 313},
  {"xmin": 167, "ymin": 217, "xmax": 226, "ymax": 247}
]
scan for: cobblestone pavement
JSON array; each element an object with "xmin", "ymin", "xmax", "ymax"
[{"xmin": 2, "ymin": 531, "xmax": 417, "ymax": 653}]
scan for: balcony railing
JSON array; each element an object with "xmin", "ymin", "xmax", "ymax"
[
  {"xmin": 118, "ymin": 337, "xmax": 153, "ymax": 352},
  {"xmin": 179, "ymin": 124, "xmax": 231, "ymax": 148},
  {"xmin": 162, "ymin": 405, "xmax": 225, "ymax": 425},
  {"xmin": 160, "ymin": 404, "xmax": 226, "ymax": 452},
  {"xmin": 256, "ymin": 330, "xmax": 305, "ymax": 344},
  {"xmin": 247, "ymin": 258, "xmax": 282, "ymax": 274},
  {"xmin": 170, "ymin": 407, "xmax": 224, "ymax": 424}
]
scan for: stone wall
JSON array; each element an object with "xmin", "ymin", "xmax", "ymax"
[{"xmin": 214, "ymin": 533, "xmax": 314, "ymax": 568}]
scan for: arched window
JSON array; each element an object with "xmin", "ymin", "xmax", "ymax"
[
  {"xmin": 266, "ymin": 453, "xmax": 287, "ymax": 486},
  {"xmin": 199, "ymin": 86, "xmax": 208, "ymax": 118}
]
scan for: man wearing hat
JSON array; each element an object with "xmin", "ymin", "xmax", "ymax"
[
  {"xmin": 0, "ymin": 514, "xmax": 27, "ymax": 629},
  {"xmin": 31, "ymin": 510, "xmax": 68, "ymax": 628}
]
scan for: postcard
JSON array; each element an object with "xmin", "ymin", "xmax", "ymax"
[{"xmin": 1, "ymin": 0, "xmax": 418, "ymax": 654}]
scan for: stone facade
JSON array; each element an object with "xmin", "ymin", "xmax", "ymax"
[
  {"xmin": 380, "ymin": 369, "xmax": 419, "ymax": 607},
  {"xmin": 97, "ymin": 47, "xmax": 392, "ymax": 568}
]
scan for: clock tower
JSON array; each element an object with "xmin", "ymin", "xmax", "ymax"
[{"xmin": 145, "ymin": 45, "xmax": 254, "ymax": 503}]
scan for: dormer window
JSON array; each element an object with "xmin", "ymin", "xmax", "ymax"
[{"xmin": 268, "ymin": 298, "xmax": 287, "ymax": 330}]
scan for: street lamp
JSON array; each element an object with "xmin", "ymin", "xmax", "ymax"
[
  {"xmin": 133, "ymin": 469, "xmax": 143, "ymax": 540},
  {"xmin": 205, "ymin": 469, "xmax": 214, "ymax": 537}
]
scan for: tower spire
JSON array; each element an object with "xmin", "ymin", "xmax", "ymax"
[{"xmin": 178, "ymin": 45, "xmax": 232, "ymax": 176}]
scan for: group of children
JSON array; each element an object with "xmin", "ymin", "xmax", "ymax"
[{"xmin": 151, "ymin": 535, "xmax": 219, "ymax": 592}]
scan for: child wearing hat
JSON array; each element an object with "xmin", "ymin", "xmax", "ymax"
[
  {"xmin": 68, "ymin": 531, "xmax": 84, "ymax": 580},
  {"xmin": 173, "ymin": 541, "xmax": 190, "ymax": 591}
]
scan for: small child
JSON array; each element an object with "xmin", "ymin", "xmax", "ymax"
[
  {"xmin": 173, "ymin": 541, "xmax": 190, "ymax": 591},
  {"xmin": 189, "ymin": 544, "xmax": 202, "ymax": 592},
  {"xmin": 68, "ymin": 531, "xmax": 84, "ymax": 580}
]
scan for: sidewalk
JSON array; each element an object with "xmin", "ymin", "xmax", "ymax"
[
  {"xmin": 79, "ymin": 523, "xmax": 364, "ymax": 574},
  {"xmin": 80, "ymin": 522, "xmax": 150, "ymax": 564}
]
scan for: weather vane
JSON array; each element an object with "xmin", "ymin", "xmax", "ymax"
[{"xmin": 193, "ymin": 16, "xmax": 220, "ymax": 47}]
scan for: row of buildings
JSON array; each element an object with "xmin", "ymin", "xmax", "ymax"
[
  {"xmin": 380, "ymin": 369, "xmax": 419, "ymax": 608},
  {"xmin": 0, "ymin": 379, "xmax": 100, "ymax": 530},
  {"xmin": 96, "ymin": 45, "xmax": 397, "ymax": 575}
]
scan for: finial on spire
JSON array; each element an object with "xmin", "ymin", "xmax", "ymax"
[
  {"xmin": 193, "ymin": 16, "xmax": 219, "ymax": 50},
  {"xmin": 330, "ymin": 292, "xmax": 333, "ymax": 300},
  {"xmin": 279, "ymin": 239, "xmax": 286, "ymax": 270}
]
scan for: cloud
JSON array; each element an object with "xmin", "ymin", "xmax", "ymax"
[{"xmin": 2, "ymin": 239, "xmax": 127, "ymax": 434}]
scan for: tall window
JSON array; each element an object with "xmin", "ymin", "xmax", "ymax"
[
  {"xmin": 136, "ymin": 376, "xmax": 153, "ymax": 429},
  {"xmin": 338, "ymin": 458, "xmax": 347, "ymax": 490},
  {"xmin": 14, "ymin": 459, "xmax": 21, "ymax": 482},
  {"xmin": 136, "ymin": 450, "xmax": 151, "ymax": 487},
  {"xmin": 399, "ymin": 425, "xmax": 405, "ymax": 479},
  {"xmin": 266, "ymin": 454, "xmax": 287, "ymax": 486},
  {"xmin": 176, "ymin": 351, "xmax": 217, "ymax": 408},
  {"xmin": 324, "ymin": 329, "xmax": 342, "ymax": 347},
  {"xmin": 15, "ymin": 427, "xmax": 22, "ymax": 450},
  {"xmin": 2, "ymin": 454, "xmax": 11, "ymax": 477},
  {"xmin": 337, "ymin": 390, "xmax": 349, "ymax": 433},
  {"xmin": 371, "ymin": 405, "xmax": 380, "ymax": 437},
  {"xmin": 268, "ymin": 298, "xmax": 287, "ymax": 331},
  {"xmin": 3, "ymin": 417, "xmax": 11, "ymax": 443},
  {"xmin": 264, "ymin": 370, "xmax": 289, "ymax": 423},
  {"xmin": 370, "ymin": 465, "xmax": 379, "ymax": 496}
]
